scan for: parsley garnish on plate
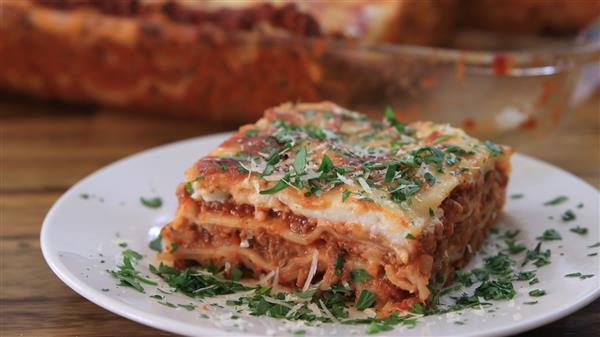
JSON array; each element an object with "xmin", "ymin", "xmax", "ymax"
[
  {"xmin": 149, "ymin": 234, "xmax": 163, "ymax": 252},
  {"xmin": 109, "ymin": 249, "xmax": 157, "ymax": 293},
  {"xmin": 561, "ymin": 209, "xmax": 576, "ymax": 222},
  {"xmin": 475, "ymin": 280, "xmax": 516, "ymax": 300},
  {"xmin": 140, "ymin": 197, "xmax": 162, "ymax": 209},
  {"xmin": 536, "ymin": 229, "xmax": 562, "ymax": 241},
  {"xmin": 543, "ymin": 196, "xmax": 568, "ymax": 206},
  {"xmin": 528, "ymin": 289, "xmax": 546, "ymax": 297},
  {"xmin": 570, "ymin": 226, "xmax": 588, "ymax": 235},
  {"xmin": 565, "ymin": 272, "xmax": 595, "ymax": 280},
  {"xmin": 178, "ymin": 303, "xmax": 196, "ymax": 311},
  {"xmin": 510, "ymin": 193, "xmax": 524, "ymax": 200},
  {"xmin": 504, "ymin": 239, "xmax": 526, "ymax": 254},
  {"xmin": 522, "ymin": 242, "xmax": 551, "ymax": 267}
]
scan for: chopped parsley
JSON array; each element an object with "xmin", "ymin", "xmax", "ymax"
[
  {"xmin": 565, "ymin": 272, "xmax": 594, "ymax": 280},
  {"xmin": 523, "ymin": 301, "xmax": 538, "ymax": 305},
  {"xmin": 536, "ymin": 229, "xmax": 562, "ymax": 241},
  {"xmin": 356, "ymin": 290, "xmax": 377, "ymax": 310},
  {"xmin": 409, "ymin": 303, "xmax": 425, "ymax": 314},
  {"xmin": 513, "ymin": 271, "xmax": 536, "ymax": 281},
  {"xmin": 244, "ymin": 128, "xmax": 260, "ymax": 137},
  {"xmin": 484, "ymin": 253, "xmax": 514, "ymax": 276},
  {"xmin": 384, "ymin": 164, "xmax": 397, "ymax": 183},
  {"xmin": 384, "ymin": 106, "xmax": 409, "ymax": 134},
  {"xmin": 184, "ymin": 177, "xmax": 204, "ymax": 195},
  {"xmin": 510, "ymin": 193, "xmax": 524, "ymax": 199},
  {"xmin": 423, "ymin": 172, "xmax": 436, "ymax": 186},
  {"xmin": 293, "ymin": 147, "xmax": 307, "ymax": 175},
  {"xmin": 405, "ymin": 233, "xmax": 416, "ymax": 240},
  {"xmin": 259, "ymin": 173, "xmax": 291, "ymax": 194},
  {"xmin": 504, "ymin": 239, "xmax": 526, "ymax": 255},
  {"xmin": 474, "ymin": 280, "xmax": 516, "ymax": 300},
  {"xmin": 570, "ymin": 226, "xmax": 588, "ymax": 235},
  {"xmin": 455, "ymin": 271, "xmax": 473, "ymax": 287},
  {"xmin": 344, "ymin": 313, "xmax": 416, "ymax": 334},
  {"xmin": 483, "ymin": 140, "xmax": 503, "ymax": 157},
  {"xmin": 588, "ymin": 242, "xmax": 600, "ymax": 248},
  {"xmin": 80, "ymin": 193, "xmax": 90, "ymax": 199},
  {"xmin": 528, "ymin": 289, "xmax": 546, "ymax": 297},
  {"xmin": 140, "ymin": 197, "xmax": 162, "ymax": 209},
  {"xmin": 149, "ymin": 235, "xmax": 163, "ymax": 252},
  {"xmin": 432, "ymin": 135, "xmax": 450, "ymax": 144},
  {"xmin": 522, "ymin": 242, "xmax": 551, "ymax": 267},
  {"xmin": 351, "ymin": 269, "xmax": 372, "ymax": 282},
  {"xmin": 217, "ymin": 162, "xmax": 229, "ymax": 171},
  {"xmin": 305, "ymin": 124, "xmax": 327, "ymax": 140},
  {"xmin": 108, "ymin": 249, "xmax": 157, "ymax": 293},
  {"xmin": 334, "ymin": 255, "xmax": 344, "ymax": 276},
  {"xmin": 503, "ymin": 229, "xmax": 520, "ymax": 239},
  {"xmin": 149, "ymin": 262, "xmax": 250, "ymax": 297},
  {"xmin": 561, "ymin": 209, "xmax": 576, "ymax": 222},
  {"xmin": 178, "ymin": 303, "xmax": 196, "ymax": 311},
  {"xmin": 158, "ymin": 301, "xmax": 177, "ymax": 308},
  {"xmin": 543, "ymin": 196, "xmax": 568, "ymax": 206},
  {"xmin": 231, "ymin": 266, "xmax": 243, "ymax": 281},
  {"xmin": 341, "ymin": 190, "xmax": 351, "ymax": 203}
]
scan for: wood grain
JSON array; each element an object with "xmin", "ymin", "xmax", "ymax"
[{"xmin": 0, "ymin": 93, "xmax": 598, "ymax": 337}]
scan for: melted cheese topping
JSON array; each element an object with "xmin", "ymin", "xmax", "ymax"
[{"xmin": 190, "ymin": 102, "xmax": 510, "ymax": 245}]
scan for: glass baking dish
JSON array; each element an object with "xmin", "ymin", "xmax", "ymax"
[{"xmin": 298, "ymin": 32, "xmax": 600, "ymax": 145}]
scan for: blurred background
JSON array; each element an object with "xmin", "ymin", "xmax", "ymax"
[
  {"xmin": 1, "ymin": 0, "xmax": 599, "ymax": 336},
  {"xmin": 1, "ymin": 0, "xmax": 600, "ymax": 143}
]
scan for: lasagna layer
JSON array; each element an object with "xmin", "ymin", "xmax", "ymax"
[
  {"xmin": 161, "ymin": 163, "xmax": 507, "ymax": 311},
  {"xmin": 158, "ymin": 102, "xmax": 511, "ymax": 312}
]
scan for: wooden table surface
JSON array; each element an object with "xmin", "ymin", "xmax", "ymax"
[{"xmin": 1, "ymin": 92, "xmax": 598, "ymax": 336}]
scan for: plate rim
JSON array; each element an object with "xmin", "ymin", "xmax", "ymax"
[{"xmin": 40, "ymin": 133, "xmax": 600, "ymax": 337}]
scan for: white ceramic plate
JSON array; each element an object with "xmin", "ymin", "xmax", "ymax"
[{"xmin": 41, "ymin": 133, "xmax": 600, "ymax": 337}]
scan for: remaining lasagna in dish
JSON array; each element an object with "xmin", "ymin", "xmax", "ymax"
[{"xmin": 158, "ymin": 102, "xmax": 511, "ymax": 313}]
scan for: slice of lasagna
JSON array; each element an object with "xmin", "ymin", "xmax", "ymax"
[{"xmin": 159, "ymin": 102, "xmax": 511, "ymax": 313}]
